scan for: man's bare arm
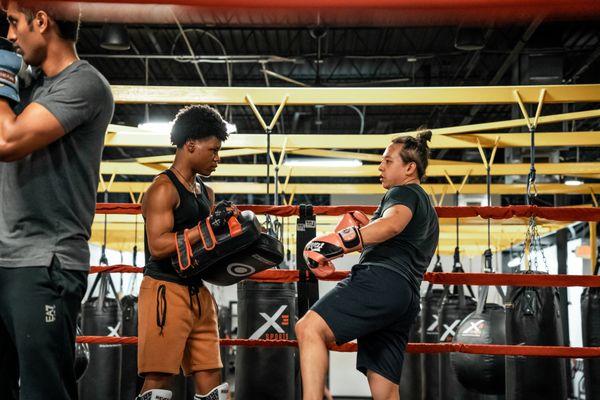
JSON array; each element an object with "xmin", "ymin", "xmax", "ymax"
[
  {"xmin": 142, "ymin": 179, "xmax": 180, "ymax": 259},
  {"xmin": 0, "ymin": 102, "xmax": 67, "ymax": 162}
]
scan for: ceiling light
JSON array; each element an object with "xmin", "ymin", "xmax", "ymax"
[
  {"xmin": 564, "ymin": 178, "xmax": 583, "ymax": 186},
  {"xmin": 507, "ymin": 256, "xmax": 521, "ymax": 268},
  {"xmin": 100, "ymin": 24, "xmax": 131, "ymax": 51},
  {"xmin": 138, "ymin": 121, "xmax": 237, "ymax": 136},
  {"xmin": 454, "ymin": 27, "xmax": 485, "ymax": 51},
  {"xmin": 284, "ymin": 158, "xmax": 363, "ymax": 168},
  {"xmin": 226, "ymin": 123, "xmax": 237, "ymax": 134},
  {"xmin": 138, "ymin": 122, "xmax": 173, "ymax": 133}
]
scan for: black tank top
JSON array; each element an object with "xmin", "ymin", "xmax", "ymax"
[{"xmin": 144, "ymin": 169, "xmax": 211, "ymax": 286}]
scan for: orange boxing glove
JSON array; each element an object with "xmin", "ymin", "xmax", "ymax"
[
  {"xmin": 334, "ymin": 211, "xmax": 370, "ymax": 232},
  {"xmin": 303, "ymin": 226, "xmax": 363, "ymax": 278}
]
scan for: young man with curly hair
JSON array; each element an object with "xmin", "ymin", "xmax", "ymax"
[{"xmin": 137, "ymin": 105, "xmax": 230, "ymax": 400}]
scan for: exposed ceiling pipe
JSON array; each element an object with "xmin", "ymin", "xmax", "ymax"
[
  {"xmin": 80, "ymin": 53, "xmax": 299, "ymax": 63},
  {"xmin": 459, "ymin": 17, "xmax": 544, "ymax": 125},
  {"xmin": 565, "ymin": 44, "xmax": 600, "ymax": 83},
  {"xmin": 261, "ymin": 68, "xmax": 309, "ymax": 87},
  {"xmin": 170, "ymin": 10, "xmax": 207, "ymax": 86}
]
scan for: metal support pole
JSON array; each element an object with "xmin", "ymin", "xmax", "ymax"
[{"xmin": 296, "ymin": 205, "xmax": 317, "ymax": 318}]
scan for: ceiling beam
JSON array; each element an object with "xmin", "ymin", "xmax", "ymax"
[
  {"xmin": 128, "ymin": 149, "xmax": 480, "ymax": 165},
  {"xmin": 111, "ymin": 84, "xmax": 600, "ymax": 105},
  {"xmin": 105, "ymin": 125, "xmax": 600, "ymax": 149},
  {"xmin": 98, "ymin": 182, "xmax": 600, "ymax": 195},
  {"xmin": 100, "ymin": 161, "xmax": 600, "ymax": 177}
]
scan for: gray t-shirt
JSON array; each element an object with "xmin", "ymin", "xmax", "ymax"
[{"xmin": 0, "ymin": 60, "xmax": 114, "ymax": 270}]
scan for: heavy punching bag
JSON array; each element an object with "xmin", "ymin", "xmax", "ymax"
[
  {"xmin": 451, "ymin": 288, "xmax": 506, "ymax": 395},
  {"xmin": 75, "ymin": 324, "xmax": 90, "ymax": 382},
  {"xmin": 236, "ymin": 281, "xmax": 296, "ymax": 400},
  {"xmin": 79, "ymin": 273, "xmax": 122, "ymax": 400},
  {"xmin": 120, "ymin": 295, "xmax": 143, "ymax": 400},
  {"xmin": 505, "ymin": 271, "xmax": 567, "ymax": 400},
  {"xmin": 451, "ymin": 150, "xmax": 505, "ymax": 398},
  {"xmin": 437, "ymin": 253, "xmax": 477, "ymax": 400},
  {"xmin": 451, "ymin": 249, "xmax": 506, "ymax": 395},
  {"xmin": 582, "ymin": 254, "xmax": 600, "ymax": 400},
  {"xmin": 421, "ymin": 257, "xmax": 444, "ymax": 400},
  {"xmin": 400, "ymin": 314, "xmax": 421, "ymax": 400}
]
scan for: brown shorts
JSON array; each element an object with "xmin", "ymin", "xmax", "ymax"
[{"xmin": 137, "ymin": 276, "xmax": 223, "ymax": 376}]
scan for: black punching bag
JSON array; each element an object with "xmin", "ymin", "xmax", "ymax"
[
  {"xmin": 235, "ymin": 281, "xmax": 296, "ymax": 400},
  {"xmin": 451, "ymin": 287, "xmax": 506, "ymax": 394},
  {"xmin": 437, "ymin": 253, "xmax": 478, "ymax": 400},
  {"xmin": 438, "ymin": 287, "xmax": 478, "ymax": 400},
  {"xmin": 582, "ymin": 287, "xmax": 600, "ymax": 399},
  {"xmin": 74, "ymin": 324, "xmax": 90, "ymax": 382},
  {"xmin": 505, "ymin": 271, "xmax": 567, "ymax": 400},
  {"xmin": 120, "ymin": 295, "xmax": 143, "ymax": 400},
  {"xmin": 582, "ymin": 254, "xmax": 600, "ymax": 400},
  {"xmin": 421, "ymin": 257, "xmax": 445, "ymax": 400},
  {"xmin": 79, "ymin": 273, "xmax": 122, "ymax": 400},
  {"xmin": 400, "ymin": 314, "xmax": 421, "ymax": 400},
  {"xmin": 451, "ymin": 249, "xmax": 506, "ymax": 396}
]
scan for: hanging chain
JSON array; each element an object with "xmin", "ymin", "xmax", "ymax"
[
  {"xmin": 526, "ymin": 127, "xmax": 538, "ymax": 204},
  {"xmin": 484, "ymin": 146, "xmax": 493, "ymax": 272},
  {"xmin": 454, "ymin": 188, "xmax": 461, "ymax": 271},
  {"xmin": 99, "ymin": 189, "xmax": 109, "ymax": 266},
  {"xmin": 521, "ymin": 215, "xmax": 550, "ymax": 272},
  {"xmin": 132, "ymin": 213, "xmax": 139, "ymax": 267},
  {"xmin": 532, "ymin": 220, "xmax": 550, "ymax": 273}
]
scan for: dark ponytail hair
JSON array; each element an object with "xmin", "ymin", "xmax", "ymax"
[{"xmin": 391, "ymin": 127, "xmax": 432, "ymax": 182}]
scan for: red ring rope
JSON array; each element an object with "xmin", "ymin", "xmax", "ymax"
[
  {"xmin": 76, "ymin": 336, "xmax": 600, "ymax": 358},
  {"xmin": 95, "ymin": 203, "xmax": 600, "ymax": 222},
  {"xmin": 88, "ymin": 266, "xmax": 600, "ymax": 288}
]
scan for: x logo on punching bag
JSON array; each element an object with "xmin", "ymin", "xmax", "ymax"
[
  {"xmin": 249, "ymin": 305, "xmax": 288, "ymax": 339},
  {"xmin": 426, "ymin": 315, "xmax": 439, "ymax": 332},
  {"xmin": 439, "ymin": 319, "xmax": 461, "ymax": 341},
  {"xmin": 461, "ymin": 319, "xmax": 486, "ymax": 337},
  {"xmin": 107, "ymin": 321, "xmax": 121, "ymax": 337}
]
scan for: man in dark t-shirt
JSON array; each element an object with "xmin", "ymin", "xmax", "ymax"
[
  {"xmin": 297, "ymin": 131, "xmax": 439, "ymax": 400},
  {"xmin": 0, "ymin": 2, "xmax": 113, "ymax": 399}
]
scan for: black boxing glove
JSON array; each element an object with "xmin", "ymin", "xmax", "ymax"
[{"xmin": 209, "ymin": 200, "xmax": 240, "ymax": 231}]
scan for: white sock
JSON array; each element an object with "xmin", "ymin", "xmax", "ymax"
[
  {"xmin": 194, "ymin": 382, "xmax": 229, "ymax": 400},
  {"xmin": 136, "ymin": 389, "xmax": 173, "ymax": 400}
]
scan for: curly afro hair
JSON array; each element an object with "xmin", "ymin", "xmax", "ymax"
[{"xmin": 170, "ymin": 105, "xmax": 229, "ymax": 148}]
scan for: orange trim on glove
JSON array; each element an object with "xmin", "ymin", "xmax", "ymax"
[
  {"xmin": 335, "ymin": 211, "xmax": 370, "ymax": 232},
  {"xmin": 197, "ymin": 218, "xmax": 217, "ymax": 251}
]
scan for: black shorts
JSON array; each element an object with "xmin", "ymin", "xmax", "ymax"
[{"xmin": 311, "ymin": 264, "xmax": 419, "ymax": 384}]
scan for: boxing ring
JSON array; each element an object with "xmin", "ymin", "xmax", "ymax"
[{"xmin": 82, "ymin": 202, "xmax": 600, "ymax": 360}]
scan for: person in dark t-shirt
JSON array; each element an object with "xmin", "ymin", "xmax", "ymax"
[
  {"xmin": 297, "ymin": 130, "xmax": 439, "ymax": 400},
  {"xmin": 137, "ymin": 105, "xmax": 230, "ymax": 400},
  {"xmin": 0, "ymin": 2, "xmax": 113, "ymax": 399}
]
